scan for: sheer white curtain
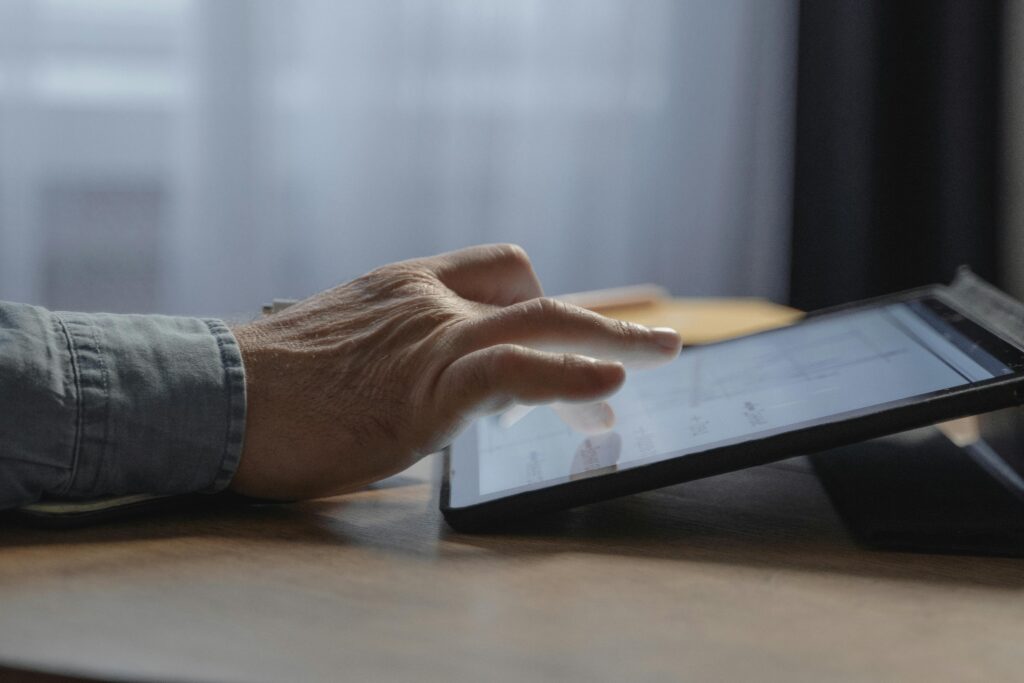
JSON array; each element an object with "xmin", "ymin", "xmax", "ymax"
[{"xmin": 0, "ymin": 0, "xmax": 797, "ymax": 317}]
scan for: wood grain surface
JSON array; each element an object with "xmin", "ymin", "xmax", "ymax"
[{"xmin": 0, "ymin": 299, "xmax": 1021, "ymax": 683}]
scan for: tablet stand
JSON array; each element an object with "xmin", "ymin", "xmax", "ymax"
[{"xmin": 811, "ymin": 407, "xmax": 1024, "ymax": 557}]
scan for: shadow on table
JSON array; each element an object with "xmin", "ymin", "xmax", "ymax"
[
  {"xmin": 441, "ymin": 460, "xmax": 1024, "ymax": 589},
  {"xmin": 1, "ymin": 460, "xmax": 1022, "ymax": 589},
  {"xmin": 0, "ymin": 476, "xmax": 426, "ymax": 550}
]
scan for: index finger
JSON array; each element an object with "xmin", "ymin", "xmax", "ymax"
[{"xmin": 457, "ymin": 296, "xmax": 682, "ymax": 368}]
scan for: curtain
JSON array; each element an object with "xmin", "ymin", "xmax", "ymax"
[
  {"xmin": 790, "ymin": 0, "xmax": 1004, "ymax": 311},
  {"xmin": 0, "ymin": 0, "xmax": 797, "ymax": 317}
]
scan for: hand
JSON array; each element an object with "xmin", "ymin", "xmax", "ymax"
[{"xmin": 229, "ymin": 244, "xmax": 681, "ymax": 500}]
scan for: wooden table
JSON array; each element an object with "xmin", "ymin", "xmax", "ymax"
[{"xmin": 1, "ymin": 299, "xmax": 1022, "ymax": 683}]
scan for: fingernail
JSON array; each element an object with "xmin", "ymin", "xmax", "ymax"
[{"xmin": 651, "ymin": 326, "xmax": 682, "ymax": 350}]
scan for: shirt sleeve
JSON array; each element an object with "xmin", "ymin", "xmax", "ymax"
[{"xmin": 0, "ymin": 301, "xmax": 246, "ymax": 509}]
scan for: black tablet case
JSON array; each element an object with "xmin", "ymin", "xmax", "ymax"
[{"xmin": 812, "ymin": 425, "xmax": 1024, "ymax": 556}]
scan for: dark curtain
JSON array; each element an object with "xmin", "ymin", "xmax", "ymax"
[{"xmin": 789, "ymin": 0, "xmax": 1004, "ymax": 311}]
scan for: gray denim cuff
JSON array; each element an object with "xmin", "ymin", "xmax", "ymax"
[{"xmin": 55, "ymin": 312, "xmax": 246, "ymax": 499}]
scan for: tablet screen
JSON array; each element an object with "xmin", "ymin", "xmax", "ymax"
[{"xmin": 448, "ymin": 298, "xmax": 1018, "ymax": 507}]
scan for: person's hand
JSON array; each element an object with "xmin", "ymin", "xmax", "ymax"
[{"xmin": 229, "ymin": 244, "xmax": 681, "ymax": 500}]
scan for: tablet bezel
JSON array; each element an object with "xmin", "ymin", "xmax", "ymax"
[{"xmin": 441, "ymin": 283, "xmax": 1024, "ymax": 531}]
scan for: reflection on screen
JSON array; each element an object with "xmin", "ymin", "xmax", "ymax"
[{"xmin": 476, "ymin": 302, "xmax": 1011, "ymax": 497}]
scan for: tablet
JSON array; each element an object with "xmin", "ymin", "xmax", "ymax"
[{"xmin": 441, "ymin": 270, "xmax": 1024, "ymax": 530}]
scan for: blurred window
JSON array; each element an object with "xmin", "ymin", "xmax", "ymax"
[{"xmin": 0, "ymin": 1, "xmax": 797, "ymax": 315}]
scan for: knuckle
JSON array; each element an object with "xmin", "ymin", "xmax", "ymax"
[
  {"xmin": 612, "ymin": 318, "xmax": 643, "ymax": 344},
  {"xmin": 558, "ymin": 353, "xmax": 605, "ymax": 391},
  {"xmin": 489, "ymin": 344, "xmax": 524, "ymax": 374},
  {"xmin": 560, "ymin": 350, "xmax": 588, "ymax": 373},
  {"xmin": 529, "ymin": 296, "xmax": 566, "ymax": 320},
  {"xmin": 481, "ymin": 344, "xmax": 529, "ymax": 390},
  {"xmin": 494, "ymin": 243, "xmax": 532, "ymax": 269},
  {"xmin": 559, "ymin": 352, "xmax": 578, "ymax": 376}
]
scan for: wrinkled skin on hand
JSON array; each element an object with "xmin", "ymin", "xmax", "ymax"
[{"xmin": 229, "ymin": 244, "xmax": 681, "ymax": 500}]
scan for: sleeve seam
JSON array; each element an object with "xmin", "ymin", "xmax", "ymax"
[
  {"xmin": 87, "ymin": 318, "xmax": 112, "ymax": 463},
  {"xmin": 201, "ymin": 318, "xmax": 246, "ymax": 492},
  {"xmin": 53, "ymin": 314, "xmax": 84, "ymax": 496}
]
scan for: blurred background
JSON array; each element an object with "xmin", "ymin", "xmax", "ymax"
[{"xmin": 0, "ymin": 0, "xmax": 1014, "ymax": 318}]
